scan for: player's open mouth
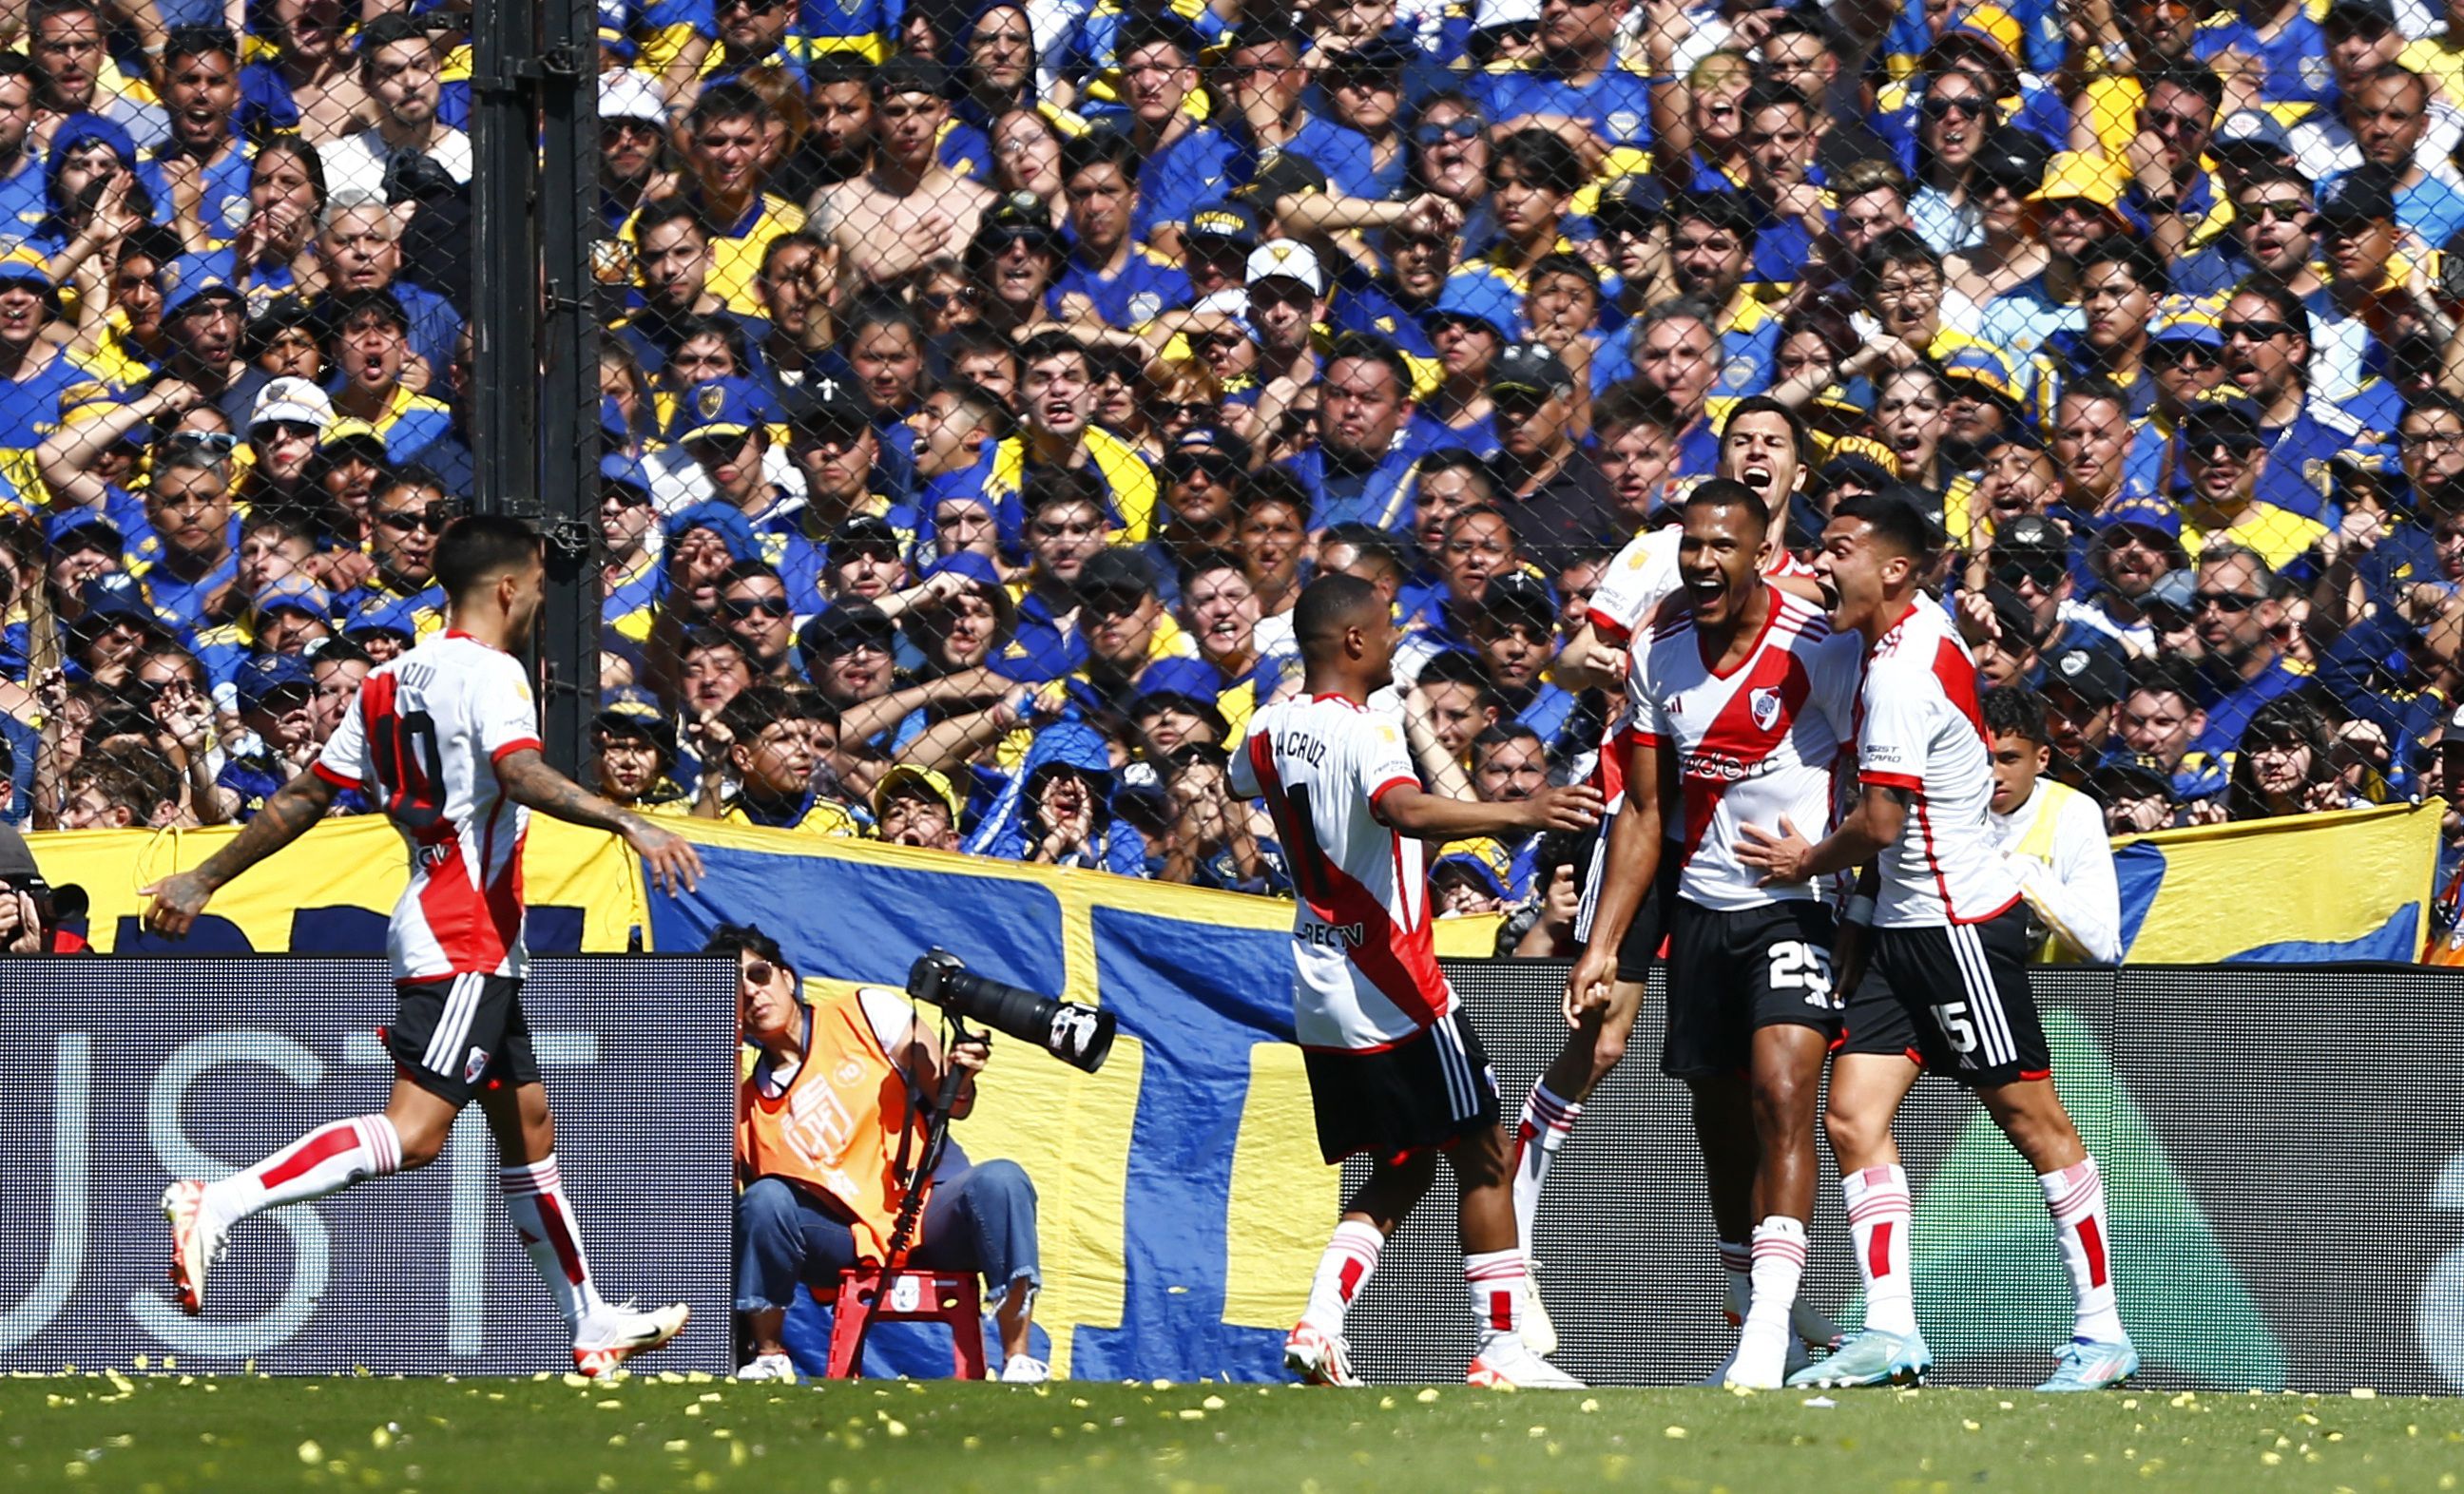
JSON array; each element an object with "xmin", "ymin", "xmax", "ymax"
[
  {"xmin": 1740, "ymin": 465, "xmax": 1773, "ymax": 492},
  {"xmin": 1816, "ymin": 580, "xmax": 1841, "ymax": 612}
]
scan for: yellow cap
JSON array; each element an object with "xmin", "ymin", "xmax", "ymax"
[
  {"xmin": 873, "ymin": 764, "xmax": 963, "ymax": 827},
  {"xmin": 1947, "ymin": 4, "xmax": 2025, "ymax": 64},
  {"xmin": 2029, "ymin": 150, "xmax": 2125, "ymax": 209}
]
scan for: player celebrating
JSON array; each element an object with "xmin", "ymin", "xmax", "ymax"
[
  {"xmin": 1737, "ymin": 494, "xmax": 2138, "ymax": 1392},
  {"xmin": 145, "ymin": 516, "xmax": 708, "ymax": 1378},
  {"xmin": 1527, "ymin": 397, "xmax": 1834, "ymax": 1360},
  {"xmin": 1232, "ymin": 573, "xmax": 1603, "ymax": 1390},
  {"xmin": 1566, "ymin": 479, "xmax": 1859, "ymax": 1389}
]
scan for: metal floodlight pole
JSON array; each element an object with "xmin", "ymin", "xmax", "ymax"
[{"xmin": 472, "ymin": 0, "xmax": 598, "ymax": 776}]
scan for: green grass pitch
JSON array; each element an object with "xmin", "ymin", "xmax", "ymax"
[{"xmin": 3, "ymin": 1373, "xmax": 2460, "ymax": 1492}]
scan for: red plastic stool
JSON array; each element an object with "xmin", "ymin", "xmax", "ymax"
[{"xmin": 820, "ymin": 1269, "xmax": 987, "ymax": 1380}]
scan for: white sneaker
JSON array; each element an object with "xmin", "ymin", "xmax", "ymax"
[
  {"xmin": 734, "ymin": 1352, "xmax": 796, "ymax": 1383},
  {"xmin": 999, "ymin": 1354, "xmax": 1050, "ymax": 1384},
  {"xmin": 573, "ymin": 1300, "xmax": 690, "ymax": 1379},
  {"xmin": 1522, "ymin": 1258, "xmax": 1558, "ymax": 1357},
  {"xmin": 162, "ymin": 1180, "xmax": 227, "ymax": 1316},
  {"xmin": 1283, "ymin": 1321, "xmax": 1361, "ymax": 1387},
  {"xmin": 1467, "ymin": 1333, "xmax": 1585, "ymax": 1389}
]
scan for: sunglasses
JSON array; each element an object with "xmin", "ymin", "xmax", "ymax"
[
  {"xmin": 2143, "ymin": 107, "xmax": 2207, "ymax": 135},
  {"xmin": 1413, "ymin": 117, "xmax": 1484, "ymax": 148},
  {"xmin": 722, "ymin": 596, "xmax": 792, "ymax": 618},
  {"xmin": 1994, "ymin": 559, "xmax": 2068, "ymax": 589},
  {"xmin": 2185, "ymin": 435, "xmax": 2262, "ymax": 462},
  {"xmin": 1921, "ymin": 94, "xmax": 1989, "ymax": 120},
  {"xmin": 376, "ymin": 505, "xmax": 453, "ymax": 533},
  {"xmin": 2218, "ymin": 318, "xmax": 2296, "ymax": 342},
  {"xmin": 2237, "ymin": 198, "xmax": 2309, "ymax": 224},
  {"xmin": 742, "ymin": 959, "xmax": 775, "ymax": 987},
  {"xmin": 1154, "ymin": 400, "xmax": 1217, "ymax": 422},
  {"xmin": 2147, "ymin": 342, "xmax": 2220, "ymax": 369},
  {"xmin": 924, "ymin": 288, "xmax": 980, "ymax": 310},
  {"xmin": 601, "ymin": 485, "xmax": 652, "ymax": 508},
  {"xmin": 2195, "ymin": 589, "xmax": 2262, "ymax": 612},
  {"xmin": 719, "ymin": 0, "xmax": 785, "ymax": 11}
]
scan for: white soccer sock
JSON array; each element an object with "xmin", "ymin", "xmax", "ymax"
[
  {"xmin": 2039, "ymin": 1157, "xmax": 2124, "ymax": 1343},
  {"xmin": 1737, "ymin": 1216, "xmax": 1809, "ymax": 1364},
  {"xmin": 1718, "ymin": 1238, "xmax": 1753, "ymax": 1324},
  {"xmin": 1463, "ymin": 1248, "xmax": 1526, "ymax": 1346},
  {"xmin": 200, "ymin": 1115, "xmax": 400, "ymax": 1229},
  {"xmin": 1302, "ymin": 1219, "xmax": 1383, "ymax": 1333},
  {"xmin": 503, "ymin": 1156, "xmax": 609, "ymax": 1332},
  {"xmin": 1511, "ymin": 1083, "xmax": 1583, "ymax": 1257},
  {"xmin": 1843, "ymin": 1165, "xmax": 1916, "ymax": 1336}
]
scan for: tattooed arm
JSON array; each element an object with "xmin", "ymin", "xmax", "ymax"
[
  {"xmin": 141, "ymin": 767, "xmax": 342, "ymax": 936},
  {"xmin": 493, "ymin": 748, "xmax": 704, "ymax": 892}
]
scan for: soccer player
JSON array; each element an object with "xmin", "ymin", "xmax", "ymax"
[
  {"xmin": 1737, "ymin": 494, "xmax": 2139, "ymax": 1392},
  {"xmin": 1520, "ymin": 396, "xmax": 1833, "ymax": 1359},
  {"xmin": 144, "ymin": 516, "xmax": 709, "ymax": 1379},
  {"xmin": 1566, "ymin": 479, "xmax": 1860, "ymax": 1389},
  {"xmin": 1230, "ymin": 573, "xmax": 1602, "ymax": 1390}
]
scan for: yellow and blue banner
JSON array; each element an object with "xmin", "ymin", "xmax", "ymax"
[
  {"xmin": 25, "ymin": 796, "xmax": 2440, "ymax": 1378},
  {"xmin": 2111, "ymin": 803, "xmax": 2440, "ymax": 964}
]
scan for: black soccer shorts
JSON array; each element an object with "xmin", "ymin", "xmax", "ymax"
[
  {"xmin": 1302, "ymin": 1007, "xmax": 1501, "ymax": 1165},
  {"xmin": 1660, "ymin": 897, "xmax": 1842, "ymax": 1080},
  {"xmin": 1574, "ymin": 814, "xmax": 1681, "ymax": 984},
  {"xmin": 1837, "ymin": 903, "xmax": 2051, "ymax": 1088},
  {"xmin": 386, "ymin": 973, "xmax": 542, "ymax": 1106}
]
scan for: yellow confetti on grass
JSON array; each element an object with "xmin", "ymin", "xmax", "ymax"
[
  {"xmin": 1664, "ymin": 1427, "xmax": 1688, "ymax": 1440},
  {"xmin": 296, "ymin": 1442, "xmax": 322, "ymax": 1465}
]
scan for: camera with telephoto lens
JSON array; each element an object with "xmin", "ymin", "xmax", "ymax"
[{"xmin": 905, "ymin": 948, "xmax": 1115, "ymax": 1074}]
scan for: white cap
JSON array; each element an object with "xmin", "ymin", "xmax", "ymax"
[
  {"xmin": 598, "ymin": 69, "xmax": 669, "ymax": 126},
  {"xmin": 250, "ymin": 376, "xmax": 336, "ymax": 433},
  {"xmin": 1189, "ymin": 287, "xmax": 1257, "ymax": 337},
  {"xmin": 1473, "ymin": 0, "xmax": 1541, "ymax": 29},
  {"xmin": 1244, "ymin": 238, "xmax": 1323, "ymax": 295}
]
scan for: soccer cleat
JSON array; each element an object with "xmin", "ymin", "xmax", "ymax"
[
  {"xmin": 999, "ymin": 1354, "xmax": 1051, "ymax": 1384},
  {"xmin": 572, "ymin": 1300, "xmax": 690, "ymax": 1379},
  {"xmin": 733, "ymin": 1352, "xmax": 796, "ymax": 1383},
  {"xmin": 161, "ymin": 1180, "xmax": 226, "ymax": 1316},
  {"xmin": 1466, "ymin": 1334, "xmax": 1586, "ymax": 1389},
  {"xmin": 1784, "ymin": 1327, "xmax": 1932, "ymax": 1389},
  {"xmin": 2035, "ymin": 1336, "xmax": 2140, "ymax": 1392},
  {"xmin": 1283, "ymin": 1321, "xmax": 1362, "ymax": 1388},
  {"xmin": 1523, "ymin": 1259, "xmax": 1558, "ymax": 1357}
]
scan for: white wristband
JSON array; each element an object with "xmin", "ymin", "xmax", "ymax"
[{"xmin": 1843, "ymin": 894, "xmax": 1876, "ymax": 928}]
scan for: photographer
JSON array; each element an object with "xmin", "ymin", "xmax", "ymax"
[
  {"xmin": 714, "ymin": 925, "xmax": 1047, "ymax": 1385},
  {"xmin": 0, "ymin": 822, "xmax": 76, "ymax": 953}
]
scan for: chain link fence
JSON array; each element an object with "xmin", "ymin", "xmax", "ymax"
[{"xmin": 1, "ymin": 0, "xmax": 2457, "ymax": 944}]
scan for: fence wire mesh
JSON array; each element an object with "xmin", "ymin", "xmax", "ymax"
[{"xmin": 1, "ymin": 0, "xmax": 2459, "ymax": 940}]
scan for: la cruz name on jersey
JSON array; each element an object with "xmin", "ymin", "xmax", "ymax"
[
  {"xmin": 1627, "ymin": 589, "xmax": 1860, "ymax": 910},
  {"xmin": 1854, "ymin": 595, "xmax": 2023, "ymax": 928},
  {"xmin": 1227, "ymin": 695, "xmax": 1451, "ymax": 1052},
  {"xmin": 312, "ymin": 631, "xmax": 544, "ymax": 983}
]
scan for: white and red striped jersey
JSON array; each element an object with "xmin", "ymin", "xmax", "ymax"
[
  {"xmin": 1585, "ymin": 525, "xmax": 1819, "ymax": 806},
  {"xmin": 314, "ymin": 630, "xmax": 543, "ymax": 982},
  {"xmin": 1228, "ymin": 694, "xmax": 1448, "ymax": 1051},
  {"xmin": 1853, "ymin": 594, "xmax": 2023, "ymax": 928},
  {"xmin": 1627, "ymin": 589, "xmax": 1860, "ymax": 910}
]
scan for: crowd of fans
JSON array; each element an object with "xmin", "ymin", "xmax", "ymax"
[{"xmin": 5, "ymin": 0, "xmax": 2464, "ymax": 948}]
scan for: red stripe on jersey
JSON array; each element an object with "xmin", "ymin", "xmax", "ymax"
[
  {"xmin": 1931, "ymin": 634, "xmax": 1989, "ymax": 744},
  {"xmin": 311, "ymin": 761, "xmax": 357, "ymax": 789},
  {"xmin": 1367, "ymin": 776, "xmax": 1416, "ymax": 810},
  {"xmin": 2075, "ymin": 1215, "xmax": 2108, "ymax": 1290},
  {"xmin": 260, "ymin": 1120, "xmax": 359, "ymax": 1189},
  {"xmin": 1675, "ymin": 642, "xmax": 1814, "ymax": 868},
  {"xmin": 1585, "ymin": 606, "xmax": 1631, "ymax": 645},
  {"xmin": 1250, "ymin": 732, "xmax": 1448, "ymax": 1030},
  {"xmin": 1860, "ymin": 770, "xmax": 1923, "ymax": 792},
  {"xmin": 490, "ymin": 737, "xmax": 544, "ymax": 765}
]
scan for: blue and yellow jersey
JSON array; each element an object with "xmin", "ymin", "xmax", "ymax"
[{"xmin": 722, "ymin": 788, "xmax": 863, "ymax": 835}]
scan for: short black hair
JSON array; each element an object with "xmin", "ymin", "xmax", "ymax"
[
  {"xmin": 687, "ymin": 79, "xmax": 773, "ymax": 134},
  {"xmin": 1469, "ymin": 720, "xmax": 1544, "ymax": 762},
  {"xmin": 433, "ymin": 514, "xmax": 542, "ymax": 603},
  {"xmin": 1293, "ymin": 571, "xmax": 1382, "ymax": 657},
  {"xmin": 1114, "ymin": 14, "xmax": 1202, "ymax": 63},
  {"xmin": 1721, "ymin": 393, "xmax": 1812, "ymax": 469},
  {"xmin": 1060, "ymin": 127, "xmax": 1141, "ymax": 187},
  {"xmin": 703, "ymin": 922, "xmax": 793, "ymax": 979},
  {"xmin": 162, "ymin": 24, "xmax": 239, "ymax": 71},
  {"xmin": 1981, "ymin": 684, "xmax": 2050, "ymax": 744},
  {"xmin": 1491, "ymin": 127, "xmax": 1585, "ymax": 197},
  {"xmin": 632, "ymin": 196, "xmax": 714, "ymax": 241},
  {"xmin": 1684, "ymin": 475, "xmax": 1770, "ymax": 529},
  {"xmin": 2138, "ymin": 62, "xmax": 2224, "ymax": 114},
  {"xmin": 2126, "ymin": 653, "xmax": 2204, "ymax": 708},
  {"xmin": 718, "ymin": 683, "xmax": 797, "ymax": 749},
  {"xmin": 1416, "ymin": 648, "xmax": 1501, "ymax": 712},
  {"xmin": 1322, "ymin": 331, "xmax": 1412, "ymax": 396},
  {"xmin": 1833, "ymin": 491, "xmax": 1935, "ymax": 561},
  {"xmin": 2074, "ymin": 234, "xmax": 2170, "ymax": 297}
]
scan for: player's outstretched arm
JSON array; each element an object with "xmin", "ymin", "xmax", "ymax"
[
  {"xmin": 494, "ymin": 747, "xmax": 705, "ymax": 894},
  {"xmin": 1735, "ymin": 781, "xmax": 1908, "ymax": 887},
  {"xmin": 1375, "ymin": 779, "xmax": 1604, "ymax": 844},
  {"xmin": 142, "ymin": 767, "xmax": 342, "ymax": 937}
]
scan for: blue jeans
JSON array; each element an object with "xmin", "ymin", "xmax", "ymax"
[{"xmin": 735, "ymin": 1155, "xmax": 1041, "ymax": 1314}]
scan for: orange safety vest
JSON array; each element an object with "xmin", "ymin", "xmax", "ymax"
[{"xmin": 738, "ymin": 991, "xmax": 929, "ymax": 1261}]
